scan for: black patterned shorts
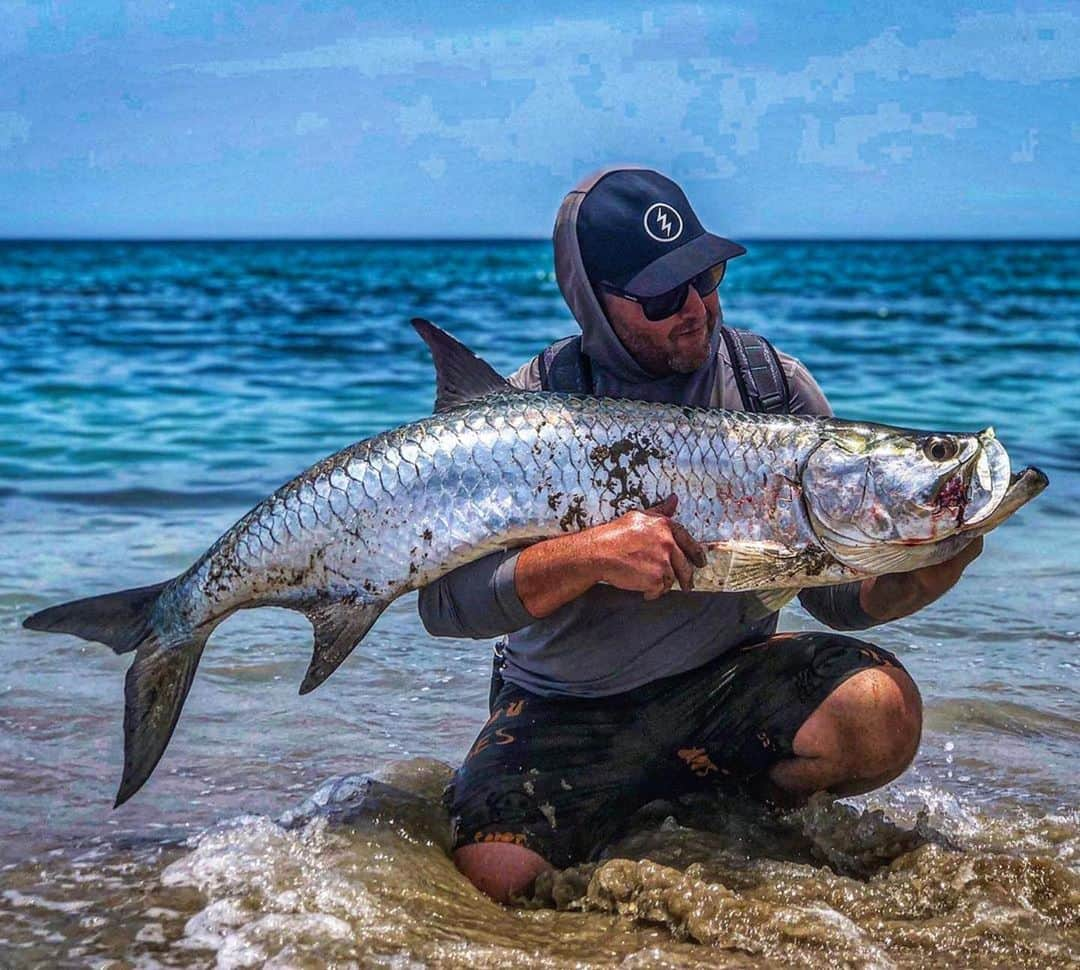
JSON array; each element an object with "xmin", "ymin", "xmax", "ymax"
[{"xmin": 447, "ymin": 631, "xmax": 905, "ymax": 868}]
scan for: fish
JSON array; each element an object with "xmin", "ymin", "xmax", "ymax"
[{"xmin": 23, "ymin": 319, "xmax": 1048, "ymax": 806}]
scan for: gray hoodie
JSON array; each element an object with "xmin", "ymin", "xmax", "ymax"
[{"xmin": 418, "ymin": 168, "xmax": 878, "ymax": 697}]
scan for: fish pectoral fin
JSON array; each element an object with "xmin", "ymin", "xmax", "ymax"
[
  {"xmin": 298, "ymin": 597, "xmax": 388, "ymax": 695},
  {"xmin": 825, "ymin": 542, "xmax": 918, "ymax": 575},
  {"xmin": 699, "ymin": 540, "xmax": 805, "ymax": 591},
  {"xmin": 411, "ymin": 318, "xmax": 517, "ymax": 413},
  {"xmin": 744, "ymin": 587, "xmax": 800, "ymax": 620}
]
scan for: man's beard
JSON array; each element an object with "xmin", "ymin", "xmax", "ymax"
[{"xmin": 666, "ymin": 307, "xmax": 718, "ymax": 373}]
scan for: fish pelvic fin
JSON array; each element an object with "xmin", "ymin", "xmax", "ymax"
[
  {"xmin": 744, "ymin": 587, "xmax": 801, "ymax": 620},
  {"xmin": 411, "ymin": 318, "xmax": 517, "ymax": 413},
  {"xmin": 298, "ymin": 597, "xmax": 388, "ymax": 695},
  {"xmin": 23, "ymin": 580, "xmax": 173, "ymax": 655},
  {"xmin": 117, "ymin": 627, "xmax": 210, "ymax": 807}
]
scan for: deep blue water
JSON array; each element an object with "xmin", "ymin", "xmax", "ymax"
[
  {"xmin": 1, "ymin": 240, "xmax": 1077, "ymax": 862},
  {"xmin": 2, "ymin": 240, "xmax": 1077, "ymax": 511}
]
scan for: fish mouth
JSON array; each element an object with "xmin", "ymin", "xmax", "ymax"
[
  {"xmin": 932, "ymin": 471, "xmax": 970, "ymax": 522},
  {"xmin": 964, "ymin": 465, "xmax": 1048, "ymax": 535},
  {"xmin": 953, "ymin": 428, "xmax": 1012, "ymax": 531},
  {"xmin": 903, "ymin": 465, "xmax": 1049, "ymax": 567}
]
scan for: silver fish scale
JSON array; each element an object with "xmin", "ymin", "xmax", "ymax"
[{"xmin": 177, "ymin": 392, "xmax": 822, "ymax": 622}]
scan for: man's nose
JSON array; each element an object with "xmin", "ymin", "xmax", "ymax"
[{"xmin": 679, "ymin": 285, "xmax": 706, "ymax": 319}]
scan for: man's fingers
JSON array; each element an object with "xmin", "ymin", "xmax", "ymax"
[
  {"xmin": 668, "ymin": 520, "xmax": 707, "ymax": 569},
  {"xmin": 958, "ymin": 535, "xmax": 984, "ymax": 566},
  {"xmin": 642, "ymin": 495, "xmax": 706, "ymax": 569},
  {"xmin": 669, "ymin": 544, "xmax": 694, "ymax": 592},
  {"xmin": 643, "ymin": 569, "xmax": 674, "ymax": 600},
  {"xmin": 937, "ymin": 536, "xmax": 984, "ymax": 578},
  {"xmin": 644, "ymin": 494, "xmax": 678, "ymax": 518}
]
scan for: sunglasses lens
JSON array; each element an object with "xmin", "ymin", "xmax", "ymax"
[
  {"xmin": 692, "ymin": 262, "xmax": 726, "ymax": 297},
  {"xmin": 606, "ymin": 261, "xmax": 728, "ymax": 322},
  {"xmin": 641, "ymin": 283, "xmax": 689, "ymax": 321}
]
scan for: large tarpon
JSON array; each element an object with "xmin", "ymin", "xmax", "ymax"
[{"xmin": 24, "ymin": 320, "xmax": 1047, "ymax": 805}]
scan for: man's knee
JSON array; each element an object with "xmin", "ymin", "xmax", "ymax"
[
  {"xmin": 453, "ymin": 842, "xmax": 554, "ymax": 904},
  {"xmin": 794, "ymin": 664, "xmax": 923, "ymax": 786}
]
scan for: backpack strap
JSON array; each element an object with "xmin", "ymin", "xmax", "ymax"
[
  {"xmin": 538, "ymin": 328, "xmax": 790, "ymax": 412},
  {"xmin": 538, "ymin": 335, "xmax": 592, "ymax": 393},
  {"xmin": 719, "ymin": 326, "xmax": 792, "ymax": 415}
]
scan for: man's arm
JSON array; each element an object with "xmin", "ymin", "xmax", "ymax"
[
  {"xmin": 417, "ymin": 550, "xmax": 533, "ymax": 638},
  {"xmin": 515, "ymin": 495, "xmax": 706, "ymax": 616},
  {"xmin": 417, "ymin": 496, "xmax": 706, "ymax": 637},
  {"xmin": 857, "ymin": 537, "xmax": 984, "ymax": 622}
]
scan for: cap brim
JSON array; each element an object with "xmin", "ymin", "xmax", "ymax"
[{"xmin": 622, "ymin": 234, "xmax": 746, "ymax": 298}]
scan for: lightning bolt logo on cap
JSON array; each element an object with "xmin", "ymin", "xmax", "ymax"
[{"xmin": 643, "ymin": 202, "xmax": 683, "ymax": 242}]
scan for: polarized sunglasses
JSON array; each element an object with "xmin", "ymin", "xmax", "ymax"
[{"xmin": 601, "ymin": 262, "xmax": 726, "ymax": 322}]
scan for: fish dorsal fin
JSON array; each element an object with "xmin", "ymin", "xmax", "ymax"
[{"xmin": 411, "ymin": 318, "xmax": 515, "ymax": 413}]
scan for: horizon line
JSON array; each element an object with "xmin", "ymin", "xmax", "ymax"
[{"xmin": 1, "ymin": 235, "xmax": 1078, "ymax": 244}]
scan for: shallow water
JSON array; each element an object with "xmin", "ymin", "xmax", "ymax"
[{"xmin": 1, "ymin": 240, "xmax": 1077, "ymax": 966}]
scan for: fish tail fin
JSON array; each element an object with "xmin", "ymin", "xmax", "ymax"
[
  {"xmin": 24, "ymin": 578, "xmax": 209, "ymax": 806},
  {"xmin": 23, "ymin": 580, "xmax": 173, "ymax": 655},
  {"xmin": 116, "ymin": 627, "xmax": 210, "ymax": 807}
]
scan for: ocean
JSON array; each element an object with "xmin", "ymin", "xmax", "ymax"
[{"xmin": 1, "ymin": 240, "xmax": 1077, "ymax": 967}]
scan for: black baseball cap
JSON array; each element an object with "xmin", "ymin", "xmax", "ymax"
[{"xmin": 576, "ymin": 169, "xmax": 746, "ymax": 298}]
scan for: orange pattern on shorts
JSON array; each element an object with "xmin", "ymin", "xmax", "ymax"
[
  {"xmin": 677, "ymin": 746, "xmax": 719, "ymax": 777},
  {"xmin": 474, "ymin": 831, "xmax": 527, "ymax": 845},
  {"xmin": 467, "ymin": 700, "xmax": 527, "ymax": 761}
]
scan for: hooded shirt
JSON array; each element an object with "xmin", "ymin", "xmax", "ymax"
[{"xmin": 418, "ymin": 168, "xmax": 877, "ymax": 698}]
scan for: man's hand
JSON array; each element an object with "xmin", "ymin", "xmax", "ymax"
[
  {"xmin": 514, "ymin": 495, "xmax": 706, "ymax": 618},
  {"xmin": 595, "ymin": 494, "xmax": 708, "ymax": 599},
  {"xmin": 858, "ymin": 537, "xmax": 984, "ymax": 623}
]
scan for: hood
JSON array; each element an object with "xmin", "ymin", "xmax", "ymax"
[{"xmin": 552, "ymin": 166, "xmax": 726, "ymax": 406}]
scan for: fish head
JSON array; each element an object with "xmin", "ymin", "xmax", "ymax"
[{"xmin": 801, "ymin": 423, "xmax": 1011, "ymax": 571}]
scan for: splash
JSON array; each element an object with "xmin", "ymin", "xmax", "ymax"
[{"xmin": 1, "ymin": 764, "xmax": 1076, "ymax": 967}]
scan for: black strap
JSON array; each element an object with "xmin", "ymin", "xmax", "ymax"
[
  {"xmin": 719, "ymin": 326, "xmax": 791, "ymax": 415},
  {"xmin": 538, "ymin": 335, "xmax": 592, "ymax": 393},
  {"xmin": 488, "ymin": 639, "xmax": 507, "ymax": 713}
]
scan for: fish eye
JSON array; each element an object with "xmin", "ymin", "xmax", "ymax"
[{"xmin": 923, "ymin": 436, "xmax": 959, "ymax": 462}]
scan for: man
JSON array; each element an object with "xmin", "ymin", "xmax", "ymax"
[{"xmin": 418, "ymin": 167, "xmax": 982, "ymax": 902}]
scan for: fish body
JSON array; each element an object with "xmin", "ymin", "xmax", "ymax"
[{"xmin": 24, "ymin": 321, "xmax": 1047, "ymax": 804}]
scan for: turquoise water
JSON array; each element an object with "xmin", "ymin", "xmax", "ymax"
[{"xmin": 1, "ymin": 240, "xmax": 1077, "ymax": 966}]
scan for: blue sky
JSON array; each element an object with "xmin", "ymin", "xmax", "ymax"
[{"xmin": 1, "ymin": 1, "xmax": 1078, "ymax": 238}]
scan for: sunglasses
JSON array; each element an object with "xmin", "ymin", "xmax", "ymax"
[{"xmin": 601, "ymin": 262, "xmax": 726, "ymax": 322}]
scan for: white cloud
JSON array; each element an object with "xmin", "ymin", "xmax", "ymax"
[
  {"xmin": 168, "ymin": 7, "xmax": 1079, "ymax": 177},
  {"xmin": 418, "ymin": 155, "xmax": 446, "ymax": 179},
  {"xmin": 797, "ymin": 103, "xmax": 976, "ymax": 173},
  {"xmin": 294, "ymin": 111, "xmax": 329, "ymax": 136},
  {"xmin": 0, "ymin": 1, "xmax": 40, "ymax": 56},
  {"xmin": 0, "ymin": 111, "xmax": 30, "ymax": 150},
  {"xmin": 1010, "ymin": 128, "xmax": 1038, "ymax": 164}
]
